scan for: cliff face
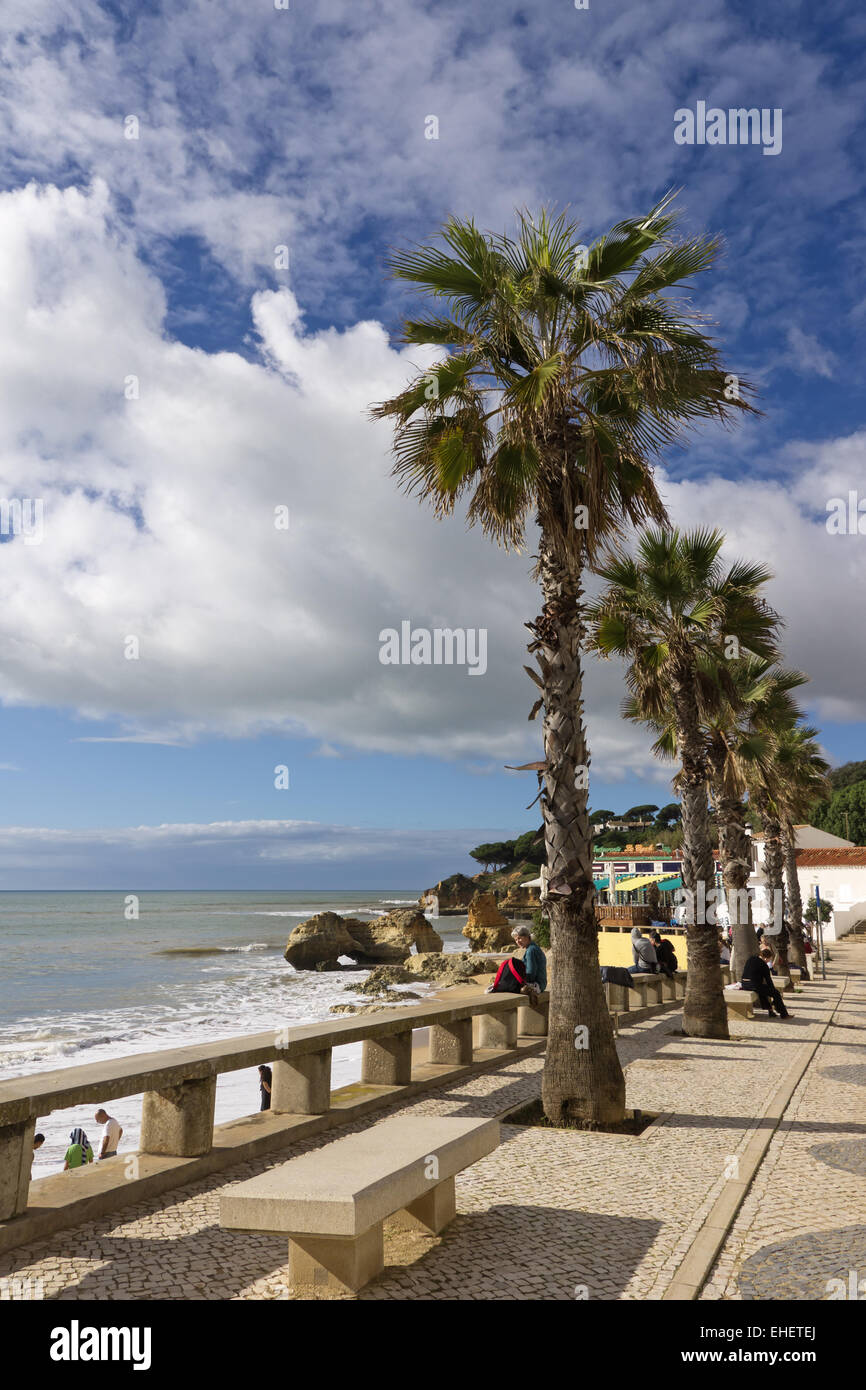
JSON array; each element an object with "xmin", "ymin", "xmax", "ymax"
[
  {"xmin": 420, "ymin": 864, "xmax": 541, "ymax": 918},
  {"xmin": 418, "ymin": 873, "xmax": 478, "ymax": 914}
]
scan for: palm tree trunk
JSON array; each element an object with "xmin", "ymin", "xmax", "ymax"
[
  {"xmin": 671, "ymin": 666, "xmax": 729, "ymax": 1039},
  {"xmin": 757, "ymin": 795, "xmax": 789, "ymax": 974},
  {"xmin": 783, "ymin": 827, "xmax": 807, "ymax": 973},
  {"xmin": 534, "ymin": 538, "xmax": 626, "ymax": 1127},
  {"xmin": 716, "ymin": 793, "xmax": 759, "ymax": 981}
]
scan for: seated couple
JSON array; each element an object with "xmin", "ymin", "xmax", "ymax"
[
  {"xmin": 486, "ymin": 926, "xmax": 547, "ymax": 1001},
  {"xmin": 629, "ymin": 927, "xmax": 678, "ymax": 978}
]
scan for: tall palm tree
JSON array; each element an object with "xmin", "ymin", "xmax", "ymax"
[
  {"xmin": 740, "ymin": 684, "xmax": 811, "ymax": 975},
  {"xmin": 705, "ymin": 657, "xmax": 803, "ymax": 979},
  {"xmin": 372, "ymin": 197, "xmax": 751, "ymax": 1124},
  {"xmin": 588, "ymin": 528, "xmax": 778, "ymax": 1038},
  {"xmin": 775, "ymin": 723, "xmax": 830, "ymax": 972}
]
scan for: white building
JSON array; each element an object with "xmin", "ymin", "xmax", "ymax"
[
  {"xmin": 794, "ymin": 849, "xmax": 866, "ymax": 941},
  {"xmin": 748, "ymin": 825, "xmax": 862, "ymax": 940}
]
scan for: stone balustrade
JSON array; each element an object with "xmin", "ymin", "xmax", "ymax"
[{"xmin": 0, "ymin": 991, "xmax": 540, "ymax": 1227}]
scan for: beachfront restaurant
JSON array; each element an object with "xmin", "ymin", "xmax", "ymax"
[{"xmin": 592, "ymin": 850, "xmax": 723, "ymax": 916}]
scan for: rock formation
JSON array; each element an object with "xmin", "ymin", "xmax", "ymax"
[
  {"xmin": 349, "ymin": 910, "xmax": 443, "ymax": 963},
  {"xmin": 403, "ymin": 951, "xmax": 498, "ymax": 984},
  {"xmin": 462, "ymin": 891, "xmax": 514, "ymax": 952},
  {"xmin": 498, "ymin": 884, "xmax": 541, "ymax": 916},
  {"xmin": 418, "ymin": 873, "xmax": 478, "ymax": 914},
  {"xmin": 284, "ymin": 908, "xmax": 443, "ymax": 970}
]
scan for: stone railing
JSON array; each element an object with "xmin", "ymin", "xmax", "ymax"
[{"xmin": 0, "ymin": 990, "xmax": 549, "ymax": 1229}]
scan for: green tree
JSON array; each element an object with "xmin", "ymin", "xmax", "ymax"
[
  {"xmin": 373, "ymin": 197, "xmax": 750, "ymax": 1124},
  {"xmin": 813, "ymin": 781, "xmax": 866, "ymax": 844},
  {"xmin": 469, "ymin": 840, "xmax": 515, "ymax": 871},
  {"xmin": 827, "ymin": 760, "xmax": 866, "ymax": 792},
  {"xmin": 623, "ymin": 804, "xmax": 659, "ymax": 821},
  {"xmin": 589, "ymin": 527, "xmax": 778, "ymax": 1038},
  {"xmin": 513, "ymin": 828, "xmax": 545, "ymax": 865},
  {"xmin": 655, "ymin": 802, "xmax": 681, "ymax": 828}
]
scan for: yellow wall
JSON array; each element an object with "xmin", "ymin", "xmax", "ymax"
[{"xmin": 598, "ymin": 930, "xmax": 688, "ymax": 969}]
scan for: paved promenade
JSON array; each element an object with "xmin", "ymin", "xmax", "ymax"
[{"xmin": 2, "ymin": 942, "xmax": 864, "ymax": 1300}]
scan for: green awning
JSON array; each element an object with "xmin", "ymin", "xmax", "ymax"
[
  {"xmin": 658, "ymin": 875, "xmax": 683, "ymax": 892},
  {"xmin": 593, "ymin": 876, "xmax": 609, "ymax": 889}
]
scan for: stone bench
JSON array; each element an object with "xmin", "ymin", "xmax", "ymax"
[
  {"xmin": 630, "ymin": 972, "xmax": 664, "ymax": 1007},
  {"xmin": 219, "ymin": 1114, "xmax": 499, "ymax": 1292},
  {"xmin": 517, "ymin": 990, "xmax": 549, "ymax": 1036},
  {"xmin": 724, "ymin": 987, "xmax": 759, "ymax": 1020}
]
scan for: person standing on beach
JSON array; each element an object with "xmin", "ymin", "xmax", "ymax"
[
  {"xmin": 258, "ymin": 1064, "xmax": 272, "ymax": 1111},
  {"xmin": 94, "ymin": 1108, "xmax": 123, "ymax": 1160},
  {"xmin": 63, "ymin": 1128, "xmax": 94, "ymax": 1170}
]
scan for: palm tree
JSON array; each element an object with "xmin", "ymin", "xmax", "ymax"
[
  {"xmin": 739, "ymin": 682, "xmax": 810, "ymax": 975},
  {"xmin": 774, "ymin": 723, "xmax": 830, "ymax": 972},
  {"xmin": 372, "ymin": 197, "xmax": 751, "ymax": 1124},
  {"xmin": 705, "ymin": 657, "xmax": 803, "ymax": 980},
  {"xmin": 588, "ymin": 528, "xmax": 778, "ymax": 1038}
]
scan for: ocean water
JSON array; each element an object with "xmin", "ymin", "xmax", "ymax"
[{"xmin": 0, "ymin": 890, "xmax": 468, "ymax": 1179}]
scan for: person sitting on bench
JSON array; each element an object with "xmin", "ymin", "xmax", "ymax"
[
  {"xmin": 741, "ymin": 951, "xmax": 791, "ymax": 1019},
  {"xmin": 511, "ymin": 925, "xmax": 547, "ymax": 1001},
  {"xmin": 486, "ymin": 954, "xmax": 527, "ymax": 994},
  {"xmin": 629, "ymin": 926, "xmax": 658, "ymax": 975},
  {"xmin": 650, "ymin": 930, "xmax": 677, "ymax": 977}
]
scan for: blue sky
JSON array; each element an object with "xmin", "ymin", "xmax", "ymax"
[{"xmin": 0, "ymin": 0, "xmax": 863, "ymax": 888}]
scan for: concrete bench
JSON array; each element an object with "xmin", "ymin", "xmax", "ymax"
[
  {"xmin": 724, "ymin": 987, "xmax": 759, "ymax": 1020},
  {"xmin": 219, "ymin": 1114, "xmax": 499, "ymax": 1293},
  {"xmin": 517, "ymin": 990, "xmax": 549, "ymax": 1036},
  {"xmin": 630, "ymin": 972, "xmax": 664, "ymax": 1007},
  {"xmin": 772, "ymin": 974, "xmax": 793, "ymax": 993}
]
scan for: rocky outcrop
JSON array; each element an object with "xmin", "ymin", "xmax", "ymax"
[
  {"xmin": 349, "ymin": 910, "xmax": 443, "ymax": 963},
  {"xmin": 285, "ymin": 908, "xmax": 443, "ymax": 970},
  {"xmin": 283, "ymin": 912, "xmax": 367, "ymax": 970},
  {"xmin": 347, "ymin": 964, "xmax": 417, "ymax": 995},
  {"xmin": 462, "ymin": 891, "xmax": 514, "ymax": 952},
  {"xmin": 418, "ymin": 873, "xmax": 478, "ymax": 914},
  {"xmin": 498, "ymin": 884, "xmax": 541, "ymax": 916},
  {"xmin": 404, "ymin": 951, "xmax": 499, "ymax": 984}
]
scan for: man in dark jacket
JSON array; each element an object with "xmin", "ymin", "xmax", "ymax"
[
  {"xmin": 741, "ymin": 953, "xmax": 791, "ymax": 1018},
  {"xmin": 650, "ymin": 930, "xmax": 678, "ymax": 977}
]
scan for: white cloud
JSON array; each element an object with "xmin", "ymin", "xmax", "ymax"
[
  {"xmin": 0, "ymin": 817, "xmax": 503, "ymax": 888},
  {"xmin": 0, "ymin": 179, "xmax": 864, "ymax": 796},
  {"xmin": 785, "ymin": 326, "xmax": 838, "ymax": 380}
]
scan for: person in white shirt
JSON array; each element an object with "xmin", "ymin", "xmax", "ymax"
[{"xmin": 94, "ymin": 1108, "xmax": 123, "ymax": 1160}]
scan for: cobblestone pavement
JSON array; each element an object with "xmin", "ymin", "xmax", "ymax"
[
  {"xmin": 2, "ymin": 945, "xmax": 864, "ymax": 1301},
  {"xmin": 702, "ymin": 940, "xmax": 866, "ymax": 1301}
]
